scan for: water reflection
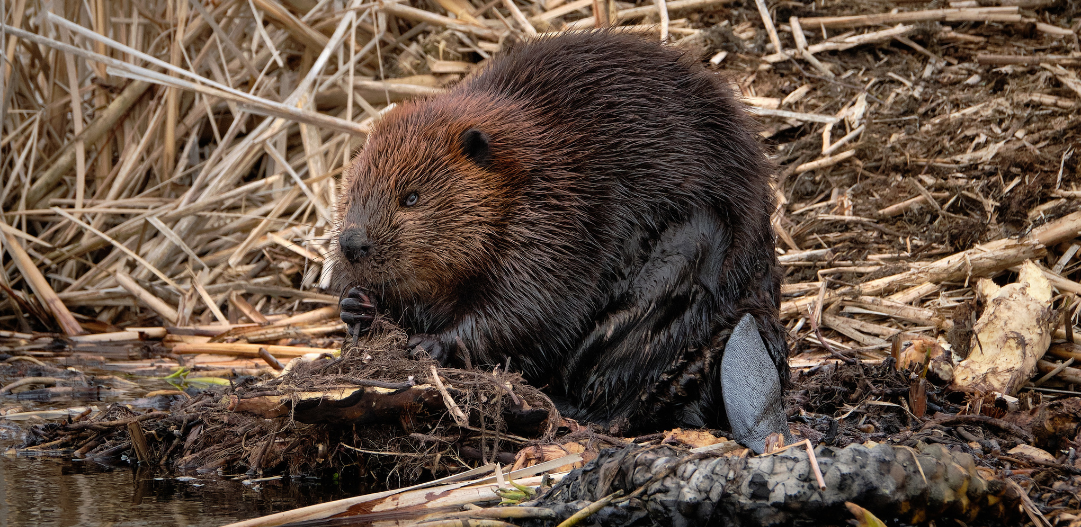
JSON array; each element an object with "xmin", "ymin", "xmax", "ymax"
[{"xmin": 0, "ymin": 456, "xmax": 364, "ymax": 526}]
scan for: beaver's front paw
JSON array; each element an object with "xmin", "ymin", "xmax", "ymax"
[
  {"xmin": 407, "ymin": 333, "xmax": 451, "ymax": 364},
  {"xmin": 340, "ymin": 286, "xmax": 378, "ymax": 337}
]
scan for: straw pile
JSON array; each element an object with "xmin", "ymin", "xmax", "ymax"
[{"xmin": 2, "ymin": 0, "xmax": 1081, "ymax": 439}]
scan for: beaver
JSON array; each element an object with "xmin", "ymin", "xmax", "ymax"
[{"xmin": 334, "ymin": 31, "xmax": 789, "ymax": 452}]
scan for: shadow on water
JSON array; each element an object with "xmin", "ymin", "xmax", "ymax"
[{"xmin": 0, "ymin": 456, "xmax": 367, "ymax": 526}]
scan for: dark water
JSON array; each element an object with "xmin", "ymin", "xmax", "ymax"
[
  {"xmin": 0, "ymin": 456, "xmax": 363, "ymax": 526},
  {"xmin": 0, "ymin": 366, "xmax": 370, "ymax": 526}
]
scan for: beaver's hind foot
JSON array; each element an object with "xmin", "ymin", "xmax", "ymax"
[{"xmin": 406, "ymin": 333, "xmax": 450, "ymax": 364}]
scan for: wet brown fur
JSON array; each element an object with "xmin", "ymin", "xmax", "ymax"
[{"xmin": 333, "ymin": 31, "xmax": 786, "ymax": 433}]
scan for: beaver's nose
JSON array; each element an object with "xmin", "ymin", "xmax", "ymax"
[{"xmin": 339, "ymin": 229, "xmax": 373, "ymax": 263}]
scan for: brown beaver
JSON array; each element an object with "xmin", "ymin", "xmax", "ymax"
[{"xmin": 334, "ymin": 31, "xmax": 789, "ymax": 451}]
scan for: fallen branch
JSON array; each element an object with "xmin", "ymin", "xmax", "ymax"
[{"xmin": 799, "ymin": 7, "xmax": 1020, "ymax": 29}]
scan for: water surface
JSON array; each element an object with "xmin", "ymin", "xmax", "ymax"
[{"xmin": 0, "ymin": 456, "xmax": 361, "ymax": 526}]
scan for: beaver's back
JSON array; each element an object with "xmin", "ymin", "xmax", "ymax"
[
  {"xmin": 465, "ymin": 32, "xmax": 771, "ymax": 209},
  {"xmin": 461, "ymin": 31, "xmax": 783, "ymax": 380}
]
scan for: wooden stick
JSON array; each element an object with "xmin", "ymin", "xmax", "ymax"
[
  {"xmin": 70, "ymin": 330, "xmax": 150, "ymax": 343},
  {"xmin": 1043, "ymin": 64, "xmax": 1081, "ymax": 99},
  {"xmin": 593, "ymin": 0, "xmax": 612, "ymax": 27},
  {"xmin": 0, "ymin": 377, "xmax": 61, "ymax": 395},
  {"xmin": 262, "ymin": 143, "xmax": 332, "ymax": 223},
  {"xmin": 564, "ymin": 0, "xmax": 734, "ymax": 29},
  {"xmin": 249, "ymin": 0, "xmax": 329, "ymax": 49},
  {"xmin": 115, "ymin": 271, "xmax": 179, "ymax": 325},
  {"xmin": 1033, "ymin": 358, "xmax": 1075, "ymax": 386},
  {"xmin": 1023, "ymin": 93, "xmax": 1078, "ymax": 109},
  {"xmin": 229, "ymin": 292, "xmax": 270, "ymax": 325},
  {"xmin": 781, "ymin": 237, "xmax": 1045, "ymax": 317},
  {"xmin": 430, "ymin": 365, "xmax": 469, "ymax": 426},
  {"xmin": 655, "ymin": 0, "xmax": 669, "ymax": 40},
  {"xmin": 192, "ymin": 274, "xmax": 229, "ymax": 324},
  {"xmin": 127, "ymin": 422, "xmax": 151, "ymax": 462},
  {"xmin": 886, "ymin": 282, "xmax": 938, "ymax": 305},
  {"xmin": 976, "ymin": 54, "xmax": 1081, "ymax": 66},
  {"xmin": 845, "ymin": 296, "xmax": 953, "ymax": 331},
  {"xmin": 1035, "ymin": 359, "xmax": 1081, "ymax": 385},
  {"xmin": 56, "ymin": 25, "xmax": 87, "ymax": 213},
  {"xmin": 502, "ymin": 0, "xmax": 537, "ymax": 35},
  {"xmin": 171, "ymin": 342, "xmax": 334, "ymax": 357},
  {"xmin": 778, "ymin": 248, "xmax": 833, "ymax": 263},
  {"xmin": 877, "ymin": 195, "xmax": 928, "ymax": 218},
  {"xmin": 382, "ymin": 2, "xmax": 499, "ymax": 40},
  {"xmin": 1, "ymin": 0, "xmax": 28, "ymax": 90},
  {"xmin": 164, "ymin": 0, "xmax": 187, "ymax": 181},
  {"xmin": 274, "ymin": 306, "xmax": 339, "ymax": 327},
  {"xmin": 822, "ymin": 125, "xmax": 864, "ymax": 156},
  {"xmin": 794, "ymin": 150, "xmax": 856, "ymax": 174},
  {"xmin": 351, "ymin": 79, "xmax": 444, "ymax": 98},
  {"xmin": 1033, "ymin": 265, "xmax": 1081, "ymax": 295},
  {"xmin": 753, "ymin": 0, "xmax": 782, "ymax": 55},
  {"xmin": 1048, "ymin": 343, "xmax": 1081, "ymax": 362},
  {"xmin": 822, "ymin": 314, "xmax": 888, "ymax": 347},
  {"xmin": 258, "ymin": 347, "xmax": 285, "ymax": 371},
  {"xmin": 747, "ymin": 107, "xmax": 839, "ymax": 124},
  {"xmin": 799, "ymin": 7, "xmax": 1020, "ymax": 29},
  {"xmin": 790, "ymin": 16, "xmax": 807, "ymax": 51},
  {"xmin": 556, "ymin": 491, "xmax": 623, "ymax": 527},
  {"xmin": 1032, "ymin": 210, "xmax": 1081, "ymax": 247},
  {"xmin": 534, "ymin": 0, "xmax": 592, "ymax": 23},
  {"xmin": 616, "ymin": 0, "xmax": 733, "ymax": 20},
  {"xmin": 0, "ymin": 224, "xmax": 84, "ymax": 335},
  {"xmin": 763, "ymin": 24, "xmax": 916, "ymax": 63},
  {"xmin": 146, "ymin": 217, "xmax": 207, "ymax": 270}
]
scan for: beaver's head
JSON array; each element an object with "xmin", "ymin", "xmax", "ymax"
[{"xmin": 333, "ymin": 94, "xmax": 529, "ymax": 302}]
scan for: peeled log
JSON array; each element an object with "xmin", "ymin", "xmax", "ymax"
[
  {"xmin": 532, "ymin": 442, "xmax": 1020, "ymax": 526},
  {"xmin": 225, "ymin": 385, "xmax": 447, "ymax": 424},
  {"xmin": 953, "ymin": 260, "xmax": 1055, "ymax": 395},
  {"xmin": 225, "ymin": 384, "xmax": 554, "ymax": 436}
]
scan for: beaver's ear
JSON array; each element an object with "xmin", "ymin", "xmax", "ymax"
[{"xmin": 461, "ymin": 128, "xmax": 491, "ymax": 167}]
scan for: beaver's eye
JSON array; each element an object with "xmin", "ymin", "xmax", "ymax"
[{"xmin": 402, "ymin": 191, "xmax": 419, "ymax": 207}]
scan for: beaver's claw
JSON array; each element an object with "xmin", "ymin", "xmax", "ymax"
[
  {"xmin": 340, "ymin": 286, "xmax": 378, "ymax": 337},
  {"xmin": 407, "ymin": 333, "xmax": 450, "ymax": 364}
]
